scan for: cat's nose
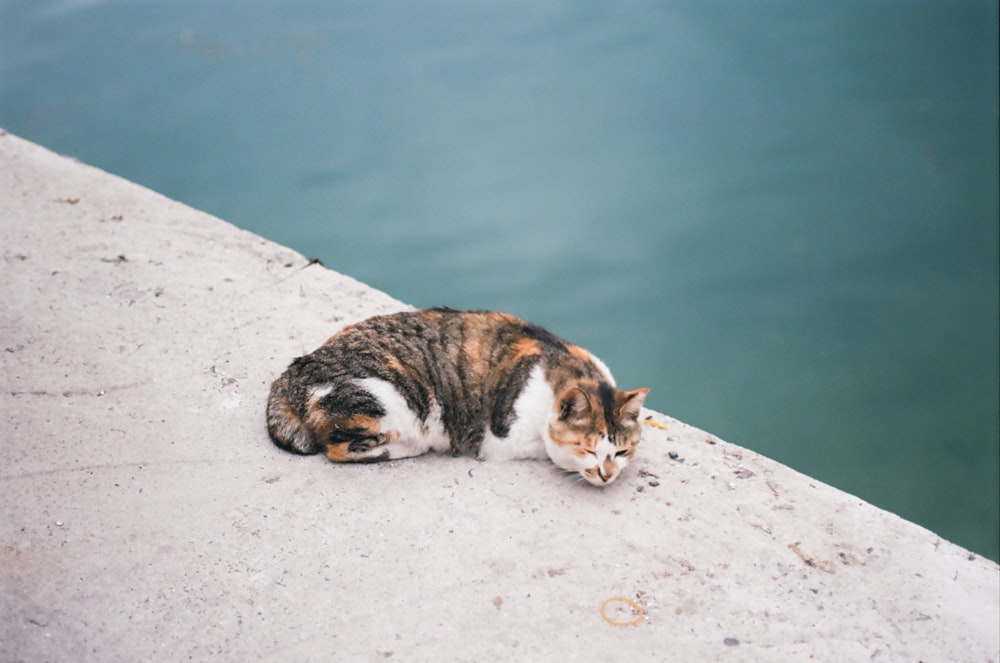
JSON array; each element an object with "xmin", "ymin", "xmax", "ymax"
[{"xmin": 597, "ymin": 457, "xmax": 616, "ymax": 482}]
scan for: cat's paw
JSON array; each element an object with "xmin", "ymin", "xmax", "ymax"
[{"xmin": 326, "ymin": 438, "xmax": 390, "ymax": 463}]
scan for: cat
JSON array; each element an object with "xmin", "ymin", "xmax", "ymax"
[{"xmin": 266, "ymin": 308, "xmax": 649, "ymax": 486}]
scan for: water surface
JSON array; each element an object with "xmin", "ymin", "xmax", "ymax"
[{"xmin": 2, "ymin": 0, "xmax": 997, "ymax": 560}]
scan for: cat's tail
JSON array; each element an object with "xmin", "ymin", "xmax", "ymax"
[{"xmin": 266, "ymin": 374, "xmax": 321, "ymax": 454}]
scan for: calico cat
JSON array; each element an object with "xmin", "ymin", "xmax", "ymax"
[{"xmin": 267, "ymin": 308, "xmax": 649, "ymax": 486}]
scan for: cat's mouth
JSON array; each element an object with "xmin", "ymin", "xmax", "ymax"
[{"xmin": 581, "ymin": 463, "xmax": 621, "ymax": 486}]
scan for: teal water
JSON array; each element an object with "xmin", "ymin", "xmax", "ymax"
[{"xmin": 2, "ymin": 1, "xmax": 997, "ymax": 561}]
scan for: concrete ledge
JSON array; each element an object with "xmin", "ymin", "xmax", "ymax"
[{"xmin": 2, "ymin": 131, "xmax": 997, "ymax": 661}]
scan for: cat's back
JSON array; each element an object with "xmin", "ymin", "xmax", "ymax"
[
  {"xmin": 267, "ymin": 308, "xmax": 614, "ymax": 457},
  {"xmin": 317, "ymin": 308, "xmax": 544, "ymax": 367},
  {"xmin": 317, "ymin": 307, "xmax": 611, "ymax": 387}
]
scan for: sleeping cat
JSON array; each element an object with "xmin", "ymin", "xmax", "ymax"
[{"xmin": 267, "ymin": 308, "xmax": 649, "ymax": 486}]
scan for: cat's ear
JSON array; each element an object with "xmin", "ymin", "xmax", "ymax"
[
  {"xmin": 618, "ymin": 388, "xmax": 650, "ymax": 422},
  {"xmin": 557, "ymin": 387, "xmax": 593, "ymax": 425}
]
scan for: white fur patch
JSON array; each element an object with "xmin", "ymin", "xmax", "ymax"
[
  {"xmin": 310, "ymin": 384, "xmax": 333, "ymax": 399},
  {"xmin": 544, "ymin": 432, "xmax": 626, "ymax": 485},
  {"xmin": 478, "ymin": 365, "xmax": 552, "ymax": 461},
  {"xmin": 353, "ymin": 377, "xmax": 450, "ymax": 459}
]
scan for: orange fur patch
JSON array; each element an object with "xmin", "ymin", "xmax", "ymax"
[
  {"xmin": 385, "ymin": 355, "xmax": 407, "ymax": 373},
  {"xmin": 567, "ymin": 344, "xmax": 593, "ymax": 364},
  {"xmin": 305, "ymin": 403, "xmax": 335, "ymax": 444},
  {"xmin": 342, "ymin": 414, "xmax": 381, "ymax": 433},
  {"xmin": 510, "ymin": 337, "xmax": 541, "ymax": 361},
  {"xmin": 464, "ymin": 337, "xmax": 484, "ymax": 365},
  {"xmin": 601, "ymin": 456, "xmax": 615, "ymax": 478},
  {"xmin": 550, "ymin": 427, "xmax": 600, "ymax": 457},
  {"xmin": 326, "ymin": 442, "xmax": 353, "ymax": 462}
]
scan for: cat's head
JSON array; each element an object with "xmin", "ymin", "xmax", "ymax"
[{"xmin": 545, "ymin": 381, "xmax": 650, "ymax": 486}]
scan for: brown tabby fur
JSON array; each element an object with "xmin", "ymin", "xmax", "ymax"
[{"xmin": 267, "ymin": 308, "xmax": 649, "ymax": 485}]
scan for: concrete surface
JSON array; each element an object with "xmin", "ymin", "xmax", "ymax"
[{"xmin": 1, "ymin": 130, "xmax": 997, "ymax": 662}]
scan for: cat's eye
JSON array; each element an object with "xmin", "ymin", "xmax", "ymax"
[{"xmin": 615, "ymin": 449, "xmax": 629, "ymax": 457}]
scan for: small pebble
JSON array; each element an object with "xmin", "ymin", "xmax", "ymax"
[
  {"xmin": 55, "ymin": 520, "xmax": 64, "ymax": 527},
  {"xmin": 668, "ymin": 451, "xmax": 679, "ymax": 460}
]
